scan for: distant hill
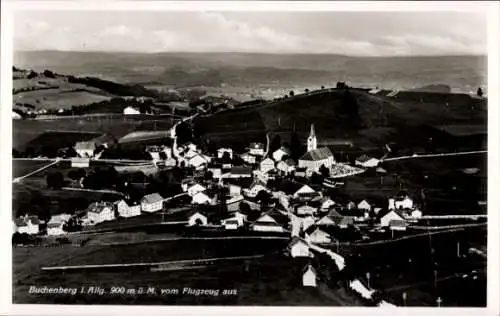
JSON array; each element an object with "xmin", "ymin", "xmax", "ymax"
[
  {"xmin": 410, "ymin": 84, "xmax": 452, "ymax": 93},
  {"xmin": 12, "ymin": 67, "xmax": 181, "ymax": 114},
  {"xmin": 15, "ymin": 51, "xmax": 486, "ymax": 93}
]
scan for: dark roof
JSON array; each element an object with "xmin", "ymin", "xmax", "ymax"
[
  {"xmin": 276, "ymin": 181, "xmax": 303, "ymax": 195},
  {"xmin": 231, "ymin": 166, "xmax": 253, "ymax": 175},
  {"xmin": 299, "ymin": 147, "xmax": 333, "ymax": 161},
  {"xmin": 284, "ymin": 158, "xmax": 297, "ymax": 166},
  {"xmin": 389, "ymin": 219, "xmax": 408, "ymax": 227}
]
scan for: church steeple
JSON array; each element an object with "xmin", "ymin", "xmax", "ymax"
[{"xmin": 307, "ymin": 123, "xmax": 317, "ymax": 152}]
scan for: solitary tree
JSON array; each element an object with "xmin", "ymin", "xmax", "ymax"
[
  {"xmin": 319, "ymin": 164, "xmax": 330, "ymax": 178},
  {"xmin": 289, "ymin": 91, "xmax": 295, "ymax": 97},
  {"xmin": 305, "ymin": 89, "xmax": 310, "ymax": 93},
  {"xmin": 321, "ymin": 85, "xmax": 325, "ymax": 90},
  {"xmin": 477, "ymin": 87, "xmax": 484, "ymax": 97}
]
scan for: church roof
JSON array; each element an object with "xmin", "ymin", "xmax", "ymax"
[{"xmin": 300, "ymin": 147, "xmax": 333, "ymax": 161}]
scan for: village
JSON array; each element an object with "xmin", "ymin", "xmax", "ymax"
[{"xmin": 12, "ymin": 116, "xmax": 447, "ymax": 306}]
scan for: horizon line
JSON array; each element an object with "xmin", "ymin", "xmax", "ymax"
[{"xmin": 14, "ymin": 49, "xmax": 487, "ymax": 59}]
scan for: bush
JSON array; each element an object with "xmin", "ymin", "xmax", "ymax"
[
  {"xmin": 43, "ymin": 70, "xmax": 56, "ymax": 78},
  {"xmin": 27, "ymin": 71, "xmax": 38, "ymax": 79}
]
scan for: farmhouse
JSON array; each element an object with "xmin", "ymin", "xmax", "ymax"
[
  {"xmin": 15, "ymin": 215, "xmax": 40, "ymax": 235},
  {"xmin": 355, "ymin": 155, "xmax": 380, "ymax": 168},
  {"xmin": 249, "ymin": 142, "xmax": 265, "ymax": 156},
  {"xmin": 357, "ymin": 200, "xmax": 372, "ymax": 211},
  {"xmin": 289, "ymin": 237, "xmax": 311, "ymax": 258},
  {"xmin": 321, "ymin": 197, "xmax": 336, "ymax": 210},
  {"xmin": 141, "ymin": 193, "xmax": 164, "ymax": 213},
  {"xmin": 389, "ymin": 219, "xmax": 408, "ymax": 231},
  {"xmin": 260, "ymin": 157, "xmax": 275, "ymax": 173},
  {"xmin": 389, "ymin": 191, "xmax": 414, "ymax": 210},
  {"xmin": 187, "ymin": 183, "xmax": 207, "ymax": 197},
  {"xmin": 192, "ymin": 191, "xmax": 217, "ymax": 205},
  {"xmin": 114, "ymin": 199, "xmax": 141, "ymax": 218},
  {"xmin": 293, "ymin": 184, "xmax": 317, "ymax": 199},
  {"xmin": 12, "ymin": 111, "xmax": 22, "ymax": 119},
  {"xmin": 306, "ymin": 227, "xmax": 331, "ymax": 244},
  {"xmin": 272, "ymin": 147, "xmax": 291, "ymax": 162},
  {"xmin": 380, "ymin": 209, "xmax": 406, "ymax": 227},
  {"xmin": 123, "ymin": 106, "xmax": 141, "ymax": 115},
  {"xmin": 85, "ymin": 202, "xmax": 115, "ymax": 225},
  {"xmin": 302, "ymin": 265, "xmax": 318, "ymax": 287},
  {"xmin": 187, "ymin": 211, "xmax": 208, "ymax": 227},
  {"xmin": 74, "ymin": 134, "xmax": 113, "ymax": 158},
  {"xmin": 71, "ymin": 157, "xmax": 90, "ymax": 168},
  {"xmin": 46, "ymin": 222, "xmax": 65, "ymax": 236},
  {"xmin": 277, "ymin": 159, "xmax": 296, "ymax": 175}
]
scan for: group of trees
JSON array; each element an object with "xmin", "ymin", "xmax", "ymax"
[{"xmin": 14, "ymin": 146, "xmax": 78, "ymax": 159}]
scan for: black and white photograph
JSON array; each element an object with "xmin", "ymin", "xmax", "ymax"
[{"xmin": 2, "ymin": 1, "xmax": 499, "ymax": 313}]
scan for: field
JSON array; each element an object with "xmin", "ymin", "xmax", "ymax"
[
  {"xmin": 20, "ymin": 131, "xmax": 102, "ymax": 152},
  {"xmin": 14, "ymin": 89, "xmax": 112, "ymax": 110},
  {"xmin": 13, "ymin": 116, "xmax": 175, "ymax": 149},
  {"xmin": 12, "ymin": 159, "xmax": 56, "ymax": 178},
  {"xmin": 13, "ymin": 246, "xmax": 365, "ymax": 305}
]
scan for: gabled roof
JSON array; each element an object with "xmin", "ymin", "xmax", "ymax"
[
  {"xmin": 299, "ymin": 147, "xmax": 333, "ymax": 161},
  {"xmin": 260, "ymin": 157, "xmax": 275, "ymax": 165},
  {"xmin": 276, "ymin": 181, "xmax": 303, "ymax": 195},
  {"xmin": 389, "ymin": 219, "xmax": 408, "ymax": 227},
  {"xmin": 87, "ymin": 201, "xmax": 114, "ymax": 214},
  {"xmin": 303, "ymin": 264, "xmax": 317, "ymax": 275},
  {"xmin": 141, "ymin": 193, "xmax": 163, "ymax": 204},
  {"xmin": 295, "ymin": 184, "xmax": 316, "ymax": 195},
  {"xmin": 274, "ymin": 147, "xmax": 291, "ymax": 155}
]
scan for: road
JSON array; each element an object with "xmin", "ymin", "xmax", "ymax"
[
  {"xmin": 12, "ymin": 159, "xmax": 61, "ymax": 183},
  {"xmin": 382, "ymin": 150, "xmax": 486, "ymax": 162}
]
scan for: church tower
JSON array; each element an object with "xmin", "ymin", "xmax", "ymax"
[{"xmin": 307, "ymin": 124, "xmax": 317, "ymax": 152}]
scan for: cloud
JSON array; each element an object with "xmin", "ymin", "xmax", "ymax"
[{"xmin": 13, "ymin": 11, "xmax": 487, "ymax": 56}]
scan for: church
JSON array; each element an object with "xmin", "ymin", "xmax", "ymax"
[{"xmin": 298, "ymin": 124, "xmax": 335, "ymax": 174}]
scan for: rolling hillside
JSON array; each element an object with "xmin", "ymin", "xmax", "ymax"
[{"xmin": 193, "ymin": 87, "xmax": 487, "ymax": 152}]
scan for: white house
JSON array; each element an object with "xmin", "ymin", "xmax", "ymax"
[
  {"xmin": 276, "ymin": 159, "xmax": 296, "ymax": 175},
  {"xmin": 296, "ymin": 204, "xmax": 317, "ymax": 216},
  {"xmin": 192, "ymin": 191, "xmax": 217, "ymax": 205},
  {"xmin": 289, "ymin": 237, "xmax": 311, "ymax": 258},
  {"xmin": 272, "ymin": 147, "xmax": 291, "ymax": 162},
  {"xmin": 389, "ymin": 219, "xmax": 408, "ymax": 231},
  {"xmin": 260, "ymin": 157, "xmax": 275, "ymax": 173},
  {"xmin": 245, "ymin": 183, "xmax": 269, "ymax": 198},
  {"xmin": 251, "ymin": 221, "xmax": 285, "ymax": 233},
  {"xmin": 187, "ymin": 154, "xmax": 210, "ymax": 170},
  {"xmin": 115, "ymin": 200, "xmax": 141, "ymax": 218},
  {"xmin": 380, "ymin": 210, "xmax": 406, "ymax": 227},
  {"xmin": 249, "ymin": 142, "xmax": 265, "ymax": 156},
  {"xmin": 217, "ymin": 148, "xmax": 233, "ymax": 159},
  {"xmin": 321, "ymin": 197, "xmax": 336, "ymax": 211},
  {"xmin": 123, "ymin": 106, "xmax": 141, "ymax": 115},
  {"xmin": 15, "ymin": 216, "xmax": 40, "ymax": 235},
  {"xmin": 71, "ymin": 157, "xmax": 90, "ymax": 168},
  {"xmin": 293, "ymin": 184, "xmax": 316, "ymax": 199},
  {"xmin": 389, "ymin": 196, "xmax": 414, "ymax": 210},
  {"xmin": 301, "ymin": 216, "xmax": 316, "ymax": 232},
  {"xmin": 306, "ymin": 227, "xmax": 331, "ymax": 244},
  {"xmin": 141, "ymin": 193, "xmax": 164, "ymax": 213},
  {"xmin": 229, "ymin": 184, "xmax": 242, "ymax": 196},
  {"xmin": 188, "ymin": 211, "xmax": 208, "ymax": 227},
  {"xmin": 85, "ymin": 202, "xmax": 115, "ymax": 225},
  {"xmin": 357, "ymin": 200, "xmax": 372, "ymax": 211},
  {"xmin": 355, "ymin": 155, "xmax": 380, "ymax": 168},
  {"xmin": 302, "ymin": 265, "xmax": 318, "ymax": 287},
  {"xmin": 223, "ymin": 219, "xmax": 239, "ymax": 230},
  {"xmin": 47, "ymin": 222, "xmax": 65, "ymax": 236},
  {"xmin": 187, "ymin": 183, "xmax": 207, "ymax": 197},
  {"xmin": 241, "ymin": 152, "xmax": 257, "ymax": 165}
]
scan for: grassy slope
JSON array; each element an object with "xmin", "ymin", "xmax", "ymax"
[{"xmin": 193, "ymin": 88, "xmax": 486, "ymax": 151}]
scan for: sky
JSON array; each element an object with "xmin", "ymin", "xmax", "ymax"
[{"xmin": 13, "ymin": 10, "xmax": 487, "ymax": 56}]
